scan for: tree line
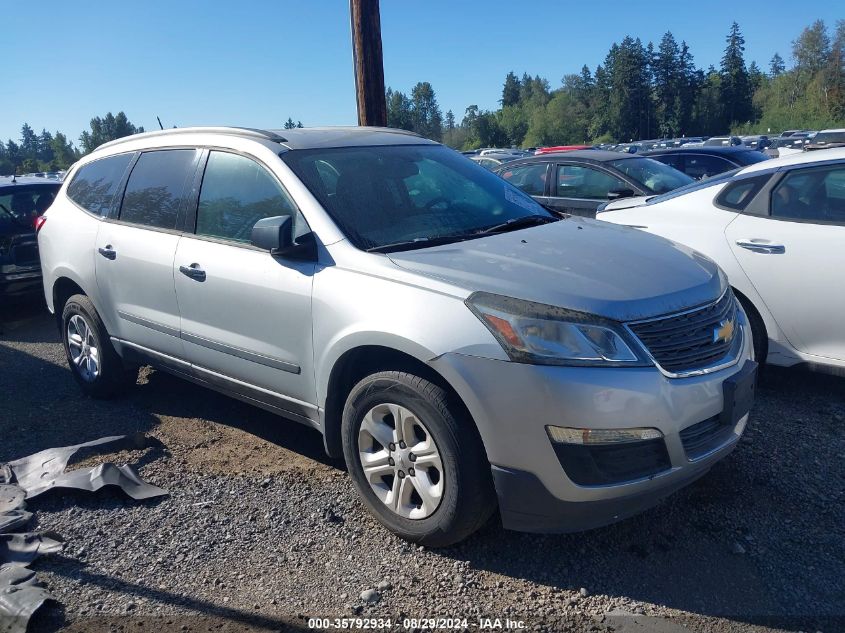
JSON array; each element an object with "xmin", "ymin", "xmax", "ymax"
[
  {"xmin": 0, "ymin": 112, "xmax": 144, "ymax": 176},
  {"xmin": 0, "ymin": 113, "xmax": 306, "ymax": 176},
  {"xmin": 3, "ymin": 18, "xmax": 841, "ymax": 174},
  {"xmin": 388, "ymin": 19, "xmax": 845, "ymax": 149}
]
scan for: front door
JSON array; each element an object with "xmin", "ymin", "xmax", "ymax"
[
  {"xmin": 547, "ymin": 163, "xmax": 632, "ymax": 218},
  {"xmin": 174, "ymin": 150, "xmax": 317, "ymax": 421},
  {"xmin": 725, "ymin": 164, "xmax": 845, "ymax": 361}
]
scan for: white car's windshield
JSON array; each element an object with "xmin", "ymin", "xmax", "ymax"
[
  {"xmin": 608, "ymin": 157, "xmax": 694, "ymax": 194},
  {"xmin": 282, "ymin": 145, "xmax": 555, "ymax": 252}
]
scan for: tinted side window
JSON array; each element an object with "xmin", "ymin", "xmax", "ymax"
[
  {"xmin": 771, "ymin": 166, "xmax": 845, "ymax": 224},
  {"xmin": 119, "ymin": 150, "xmax": 198, "ymax": 230},
  {"xmin": 684, "ymin": 155, "xmax": 733, "ymax": 180},
  {"xmin": 196, "ymin": 152, "xmax": 297, "ymax": 243},
  {"xmin": 556, "ymin": 165, "xmax": 626, "ymax": 199},
  {"xmin": 67, "ymin": 153, "xmax": 133, "ymax": 216},
  {"xmin": 499, "ymin": 163, "xmax": 548, "ymax": 196},
  {"xmin": 715, "ymin": 175, "xmax": 768, "ymax": 210}
]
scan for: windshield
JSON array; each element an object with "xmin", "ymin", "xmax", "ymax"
[
  {"xmin": 282, "ymin": 145, "xmax": 553, "ymax": 251},
  {"xmin": 608, "ymin": 157, "xmax": 693, "ymax": 194},
  {"xmin": 645, "ymin": 168, "xmax": 740, "ymax": 205},
  {"xmin": 813, "ymin": 131, "xmax": 845, "ymax": 144}
]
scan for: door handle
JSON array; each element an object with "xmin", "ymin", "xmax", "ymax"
[
  {"xmin": 98, "ymin": 245, "xmax": 116, "ymax": 260},
  {"xmin": 735, "ymin": 239, "xmax": 785, "ymax": 254},
  {"xmin": 179, "ymin": 264, "xmax": 206, "ymax": 281}
]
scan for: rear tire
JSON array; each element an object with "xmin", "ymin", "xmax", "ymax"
[
  {"xmin": 342, "ymin": 371, "xmax": 496, "ymax": 547},
  {"xmin": 61, "ymin": 294, "xmax": 133, "ymax": 398}
]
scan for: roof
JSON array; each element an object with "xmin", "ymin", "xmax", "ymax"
[
  {"xmin": 0, "ymin": 176, "xmax": 64, "ymax": 188},
  {"xmin": 739, "ymin": 146, "xmax": 845, "ymax": 174},
  {"xmin": 644, "ymin": 146, "xmax": 758, "ymax": 157},
  {"xmin": 520, "ymin": 149, "xmax": 633, "ymax": 162},
  {"xmin": 95, "ymin": 125, "xmax": 433, "ymax": 153}
]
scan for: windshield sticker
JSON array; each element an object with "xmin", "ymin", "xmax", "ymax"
[{"xmin": 504, "ymin": 186, "xmax": 538, "ymax": 212}]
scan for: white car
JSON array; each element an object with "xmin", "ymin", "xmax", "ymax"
[{"xmin": 597, "ymin": 148, "xmax": 845, "ymax": 374}]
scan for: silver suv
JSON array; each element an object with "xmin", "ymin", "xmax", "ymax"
[{"xmin": 38, "ymin": 127, "xmax": 756, "ymax": 546}]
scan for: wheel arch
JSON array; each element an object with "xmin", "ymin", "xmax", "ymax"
[
  {"xmin": 321, "ymin": 344, "xmax": 479, "ymax": 461},
  {"xmin": 732, "ymin": 285, "xmax": 768, "ymax": 363},
  {"xmin": 52, "ymin": 275, "xmax": 88, "ymax": 331}
]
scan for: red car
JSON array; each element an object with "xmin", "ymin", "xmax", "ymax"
[{"xmin": 534, "ymin": 145, "xmax": 592, "ymax": 155}]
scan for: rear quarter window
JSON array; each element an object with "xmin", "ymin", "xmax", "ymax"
[
  {"xmin": 714, "ymin": 174, "xmax": 770, "ymax": 210},
  {"xmin": 67, "ymin": 153, "xmax": 134, "ymax": 216}
]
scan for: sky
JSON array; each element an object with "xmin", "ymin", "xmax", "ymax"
[{"xmin": 3, "ymin": 0, "xmax": 841, "ymax": 144}]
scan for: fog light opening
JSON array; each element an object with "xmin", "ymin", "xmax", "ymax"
[{"xmin": 546, "ymin": 425, "xmax": 664, "ymax": 445}]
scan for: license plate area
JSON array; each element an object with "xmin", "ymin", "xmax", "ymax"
[{"xmin": 721, "ymin": 360, "xmax": 758, "ymax": 426}]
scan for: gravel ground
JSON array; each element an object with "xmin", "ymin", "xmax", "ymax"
[{"xmin": 1, "ymin": 300, "xmax": 843, "ymax": 633}]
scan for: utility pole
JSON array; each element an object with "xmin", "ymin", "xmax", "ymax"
[{"xmin": 350, "ymin": 0, "xmax": 387, "ymax": 127}]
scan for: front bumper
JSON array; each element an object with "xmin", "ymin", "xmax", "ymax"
[{"xmin": 430, "ymin": 318, "xmax": 755, "ymax": 533}]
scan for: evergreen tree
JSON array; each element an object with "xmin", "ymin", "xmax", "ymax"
[
  {"xmin": 410, "ymin": 82, "xmax": 442, "ymax": 141},
  {"xmin": 501, "ymin": 72, "xmax": 521, "ymax": 107},
  {"xmin": 769, "ymin": 53, "xmax": 786, "ymax": 76},
  {"xmin": 386, "ymin": 88, "xmax": 413, "ymax": 131},
  {"xmin": 20, "ymin": 124, "xmax": 38, "ymax": 160},
  {"xmin": 720, "ymin": 22, "xmax": 753, "ymax": 127},
  {"xmin": 79, "ymin": 112, "xmax": 144, "ymax": 153},
  {"xmin": 653, "ymin": 31, "xmax": 682, "ymax": 137}
]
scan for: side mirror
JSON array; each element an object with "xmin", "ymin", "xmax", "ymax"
[
  {"xmin": 251, "ymin": 215, "xmax": 293, "ymax": 253},
  {"xmin": 607, "ymin": 188, "xmax": 635, "ymax": 200}
]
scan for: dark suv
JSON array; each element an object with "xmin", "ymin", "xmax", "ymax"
[{"xmin": 0, "ymin": 176, "xmax": 61, "ymax": 298}]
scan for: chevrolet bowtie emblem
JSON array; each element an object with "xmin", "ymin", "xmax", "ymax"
[{"xmin": 713, "ymin": 318, "xmax": 735, "ymax": 344}]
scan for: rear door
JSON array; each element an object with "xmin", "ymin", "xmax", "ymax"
[
  {"xmin": 95, "ymin": 149, "xmax": 201, "ymax": 360},
  {"xmin": 725, "ymin": 163, "xmax": 845, "ymax": 361},
  {"xmin": 174, "ymin": 150, "xmax": 317, "ymax": 421},
  {"xmin": 547, "ymin": 163, "xmax": 632, "ymax": 217}
]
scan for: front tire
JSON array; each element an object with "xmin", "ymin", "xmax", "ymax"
[
  {"xmin": 341, "ymin": 371, "xmax": 495, "ymax": 547},
  {"xmin": 61, "ymin": 294, "xmax": 131, "ymax": 398}
]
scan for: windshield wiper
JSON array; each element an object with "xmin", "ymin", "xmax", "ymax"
[
  {"xmin": 473, "ymin": 214, "xmax": 558, "ymax": 236},
  {"xmin": 366, "ymin": 234, "xmax": 471, "ymax": 254}
]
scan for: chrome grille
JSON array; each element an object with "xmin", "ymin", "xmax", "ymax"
[{"xmin": 628, "ymin": 291, "xmax": 738, "ymax": 374}]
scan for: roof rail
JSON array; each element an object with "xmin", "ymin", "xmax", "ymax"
[{"xmin": 95, "ymin": 126, "xmax": 287, "ymax": 151}]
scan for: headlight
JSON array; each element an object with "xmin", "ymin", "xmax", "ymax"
[{"xmin": 465, "ymin": 292, "xmax": 650, "ymax": 367}]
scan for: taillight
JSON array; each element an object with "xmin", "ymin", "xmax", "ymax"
[{"xmin": 34, "ymin": 215, "xmax": 47, "ymax": 232}]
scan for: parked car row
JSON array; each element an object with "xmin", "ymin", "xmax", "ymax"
[
  {"xmin": 37, "ymin": 126, "xmax": 758, "ymax": 546},
  {"xmin": 494, "ymin": 150, "xmax": 694, "ymax": 217}
]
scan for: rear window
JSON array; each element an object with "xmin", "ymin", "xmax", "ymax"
[
  {"xmin": 0, "ymin": 184, "xmax": 61, "ymax": 229},
  {"xmin": 735, "ymin": 151, "xmax": 769, "ymax": 165},
  {"xmin": 67, "ymin": 153, "xmax": 134, "ymax": 216},
  {"xmin": 119, "ymin": 150, "xmax": 199, "ymax": 230}
]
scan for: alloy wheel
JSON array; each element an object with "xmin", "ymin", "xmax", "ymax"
[
  {"xmin": 67, "ymin": 314, "xmax": 99, "ymax": 382},
  {"xmin": 357, "ymin": 403, "xmax": 444, "ymax": 519}
]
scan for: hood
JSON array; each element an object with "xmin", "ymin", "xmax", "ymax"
[
  {"xmin": 599, "ymin": 195, "xmax": 652, "ymax": 212},
  {"xmin": 388, "ymin": 218, "xmax": 725, "ymax": 322}
]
